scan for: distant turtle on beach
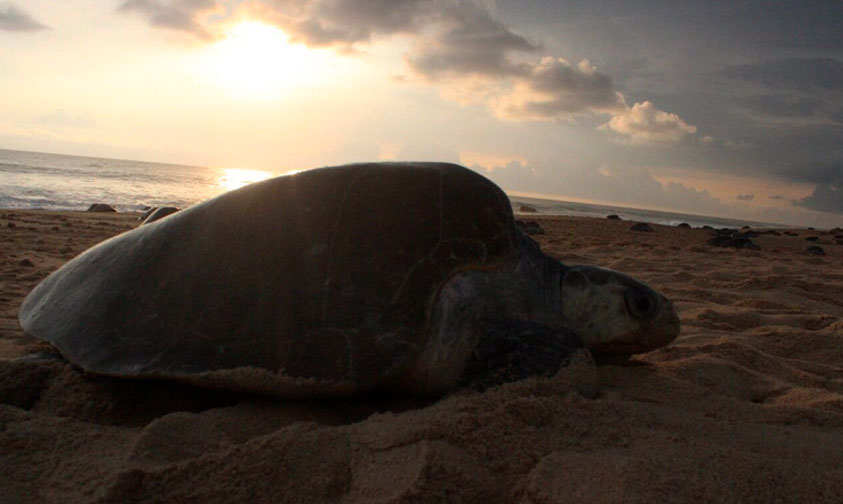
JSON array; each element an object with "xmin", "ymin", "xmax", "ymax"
[
  {"xmin": 515, "ymin": 219, "xmax": 545, "ymax": 235},
  {"xmin": 87, "ymin": 203, "xmax": 117, "ymax": 213},
  {"xmin": 708, "ymin": 233, "xmax": 761, "ymax": 250},
  {"xmin": 630, "ymin": 222, "xmax": 654, "ymax": 232},
  {"xmin": 18, "ymin": 163, "xmax": 680, "ymax": 397}
]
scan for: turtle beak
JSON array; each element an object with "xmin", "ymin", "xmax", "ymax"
[
  {"xmin": 591, "ymin": 296, "xmax": 680, "ymax": 358},
  {"xmin": 634, "ymin": 296, "xmax": 680, "ymax": 353},
  {"xmin": 653, "ymin": 298, "xmax": 681, "ymax": 347}
]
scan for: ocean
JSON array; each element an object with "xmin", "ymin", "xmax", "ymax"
[{"xmin": 0, "ymin": 148, "xmax": 784, "ymax": 229}]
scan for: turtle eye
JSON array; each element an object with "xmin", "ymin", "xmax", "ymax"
[{"xmin": 624, "ymin": 286, "xmax": 657, "ymax": 319}]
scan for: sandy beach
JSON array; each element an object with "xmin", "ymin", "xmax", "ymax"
[{"xmin": 2, "ymin": 209, "xmax": 842, "ymax": 503}]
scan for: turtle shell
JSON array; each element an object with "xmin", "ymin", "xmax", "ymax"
[{"xmin": 19, "ymin": 163, "xmax": 519, "ymax": 395}]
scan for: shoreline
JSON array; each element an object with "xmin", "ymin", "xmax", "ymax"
[
  {"xmin": 0, "ymin": 204, "xmax": 831, "ymax": 231},
  {"xmin": 511, "ymin": 197, "xmax": 798, "ymax": 231},
  {"xmin": 3, "ymin": 187, "xmax": 831, "ymax": 232}
]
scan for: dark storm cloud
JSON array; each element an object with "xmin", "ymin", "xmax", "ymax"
[
  {"xmin": 723, "ymin": 58, "xmax": 843, "ymax": 92},
  {"xmin": 118, "ymin": 0, "xmax": 219, "ymax": 38},
  {"xmin": 0, "ymin": 3, "xmax": 48, "ymax": 31},
  {"xmin": 642, "ymin": 89, "xmax": 843, "ymax": 189},
  {"xmin": 737, "ymin": 0, "xmax": 843, "ymax": 51},
  {"xmin": 785, "ymin": 158, "xmax": 843, "ymax": 187},
  {"xmin": 794, "ymin": 184, "xmax": 843, "ymax": 214},
  {"xmin": 736, "ymin": 95, "xmax": 822, "ymax": 119},
  {"xmin": 498, "ymin": 0, "xmax": 843, "ymax": 52},
  {"xmin": 784, "ymin": 158, "xmax": 843, "ymax": 214}
]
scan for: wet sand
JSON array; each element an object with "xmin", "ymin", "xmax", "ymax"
[{"xmin": 2, "ymin": 210, "xmax": 842, "ymax": 503}]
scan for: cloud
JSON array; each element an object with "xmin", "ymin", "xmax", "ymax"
[
  {"xmin": 118, "ymin": 0, "xmax": 221, "ymax": 38},
  {"xmin": 723, "ymin": 139, "xmax": 753, "ymax": 150},
  {"xmin": 599, "ymin": 101, "xmax": 697, "ymax": 145},
  {"xmin": 496, "ymin": 58, "xmax": 627, "ymax": 120},
  {"xmin": 700, "ymin": 134, "xmax": 753, "ymax": 150},
  {"xmin": 737, "ymin": 94, "xmax": 822, "ymax": 119},
  {"xmin": 261, "ymin": 0, "xmax": 538, "ymax": 75},
  {"xmin": 0, "ymin": 2, "xmax": 48, "ymax": 31},
  {"xmin": 736, "ymin": 194, "xmax": 755, "ymax": 201},
  {"xmin": 404, "ymin": 1, "xmax": 539, "ymax": 78},
  {"xmin": 257, "ymin": 1, "xmax": 638, "ymax": 121},
  {"xmin": 124, "ymin": 0, "xmax": 691, "ymax": 129},
  {"xmin": 783, "ymin": 158, "xmax": 843, "ymax": 187},
  {"xmin": 781, "ymin": 157, "xmax": 843, "ymax": 214},
  {"xmin": 658, "ymin": 181, "xmax": 726, "ymax": 215},
  {"xmin": 260, "ymin": 0, "xmax": 539, "ymax": 77},
  {"xmin": 260, "ymin": 0, "xmax": 434, "ymax": 47},
  {"xmin": 793, "ymin": 184, "xmax": 843, "ymax": 214},
  {"xmin": 723, "ymin": 57, "xmax": 843, "ymax": 91}
]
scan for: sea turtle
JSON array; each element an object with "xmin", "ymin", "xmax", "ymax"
[
  {"xmin": 19, "ymin": 162, "xmax": 680, "ymax": 397},
  {"xmin": 87, "ymin": 203, "xmax": 117, "ymax": 213},
  {"xmin": 630, "ymin": 223, "xmax": 654, "ymax": 232}
]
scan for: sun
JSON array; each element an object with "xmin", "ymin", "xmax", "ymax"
[{"xmin": 200, "ymin": 21, "xmax": 330, "ymax": 100}]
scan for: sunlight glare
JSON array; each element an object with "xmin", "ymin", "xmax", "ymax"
[
  {"xmin": 201, "ymin": 21, "xmax": 333, "ymax": 100},
  {"xmin": 217, "ymin": 168, "xmax": 275, "ymax": 191}
]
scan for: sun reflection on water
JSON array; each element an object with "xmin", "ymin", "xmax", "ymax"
[{"xmin": 217, "ymin": 168, "xmax": 275, "ymax": 191}]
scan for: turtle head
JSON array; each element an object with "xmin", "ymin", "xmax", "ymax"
[{"xmin": 559, "ymin": 265, "xmax": 680, "ymax": 359}]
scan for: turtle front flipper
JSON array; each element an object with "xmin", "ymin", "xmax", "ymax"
[{"xmin": 461, "ymin": 320, "xmax": 583, "ymax": 391}]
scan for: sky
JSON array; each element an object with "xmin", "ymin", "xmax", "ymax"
[{"xmin": 1, "ymin": 0, "xmax": 841, "ymax": 227}]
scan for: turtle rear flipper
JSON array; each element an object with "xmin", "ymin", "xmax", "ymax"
[
  {"xmin": 14, "ymin": 341, "xmax": 65, "ymax": 364},
  {"xmin": 462, "ymin": 320, "xmax": 583, "ymax": 391}
]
